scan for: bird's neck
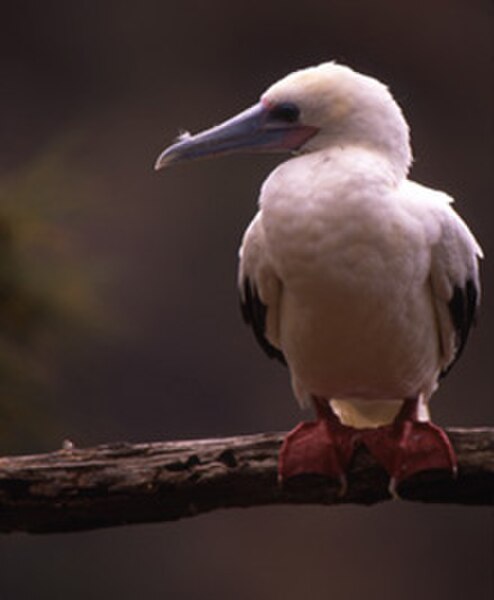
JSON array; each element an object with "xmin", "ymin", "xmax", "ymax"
[
  {"xmin": 303, "ymin": 110, "xmax": 413, "ymax": 182},
  {"xmin": 287, "ymin": 144, "xmax": 406, "ymax": 188}
]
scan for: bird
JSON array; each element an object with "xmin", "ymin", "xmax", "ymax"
[{"xmin": 154, "ymin": 62, "xmax": 482, "ymax": 493}]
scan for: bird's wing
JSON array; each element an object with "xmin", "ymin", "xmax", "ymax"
[
  {"xmin": 426, "ymin": 192, "xmax": 483, "ymax": 378},
  {"xmin": 238, "ymin": 212, "xmax": 286, "ymax": 365}
]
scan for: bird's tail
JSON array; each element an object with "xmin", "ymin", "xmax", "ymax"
[{"xmin": 330, "ymin": 398, "xmax": 430, "ymax": 429}]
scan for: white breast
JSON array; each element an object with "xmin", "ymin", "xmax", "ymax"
[{"xmin": 259, "ymin": 148, "xmax": 441, "ymax": 405}]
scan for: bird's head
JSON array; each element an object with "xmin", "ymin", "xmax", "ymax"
[{"xmin": 155, "ymin": 62, "xmax": 412, "ymax": 177}]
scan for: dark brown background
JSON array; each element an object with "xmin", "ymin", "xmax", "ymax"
[{"xmin": 0, "ymin": 1, "xmax": 493, "ymax": 599}]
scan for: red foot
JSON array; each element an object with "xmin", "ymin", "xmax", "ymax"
[
  {"xmin": 279, "ymin": 399, "xmax": 457, "ymax": 492},
  {"xmin": 364, "ymin": 420, "xmax": 457, "ymax": 485},
  {"xmin": 279, "ymin": 418, "xmax": 356, "ymax": 484}
]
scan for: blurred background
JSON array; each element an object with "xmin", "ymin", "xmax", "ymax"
[{"xmin": 0, "ymin": 1, "xmax": 492, "ymax": 598}]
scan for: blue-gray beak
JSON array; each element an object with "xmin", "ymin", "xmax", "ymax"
[{"xmin": 154, "ymin": 102, "xmax": 317, "ymax": 170}]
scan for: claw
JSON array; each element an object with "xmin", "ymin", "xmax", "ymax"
[
  {"xmin": 388, "ymin": 477, "xmax": 400, "ymax": 500},
  {"xmin": 337, "ymin": 474, "xmax": 348, "ymax": 498}
]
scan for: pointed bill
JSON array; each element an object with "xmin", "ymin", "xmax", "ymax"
[{"xmin": 154, "ymin": 102, "xmax": 318, "ymax": 170}]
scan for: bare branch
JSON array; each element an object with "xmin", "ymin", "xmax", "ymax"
[{"xmin": 1, "ymin": 428, "xmax": 493, "ymax": 534}]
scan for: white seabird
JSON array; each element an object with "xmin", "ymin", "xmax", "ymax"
[{"xmin": 155, "ymin": 63, "xmax": 482, "ymax": 490}]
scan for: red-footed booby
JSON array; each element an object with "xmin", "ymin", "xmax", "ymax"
[{"xmin": 155, "ymin": 63, "xmax": 482, "ymax": 493}]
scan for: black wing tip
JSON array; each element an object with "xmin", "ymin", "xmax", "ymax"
[
  {"xmin": 240, "ymin": 279, "xmax": 286, "ymax": 366},
  {"xmin": 440, "ymin": 277, "xmax": 479, "ymax": 378}
]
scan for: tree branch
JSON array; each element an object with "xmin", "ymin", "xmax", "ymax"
[{"xmin": 1, "ymin": 428, "xmax": 493, "ymax": 534}]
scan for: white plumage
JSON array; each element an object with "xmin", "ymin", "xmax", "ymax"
[
  {"xmin": 156, "ymin": 62, "xmax": 482, "ymax": 483},
  {"xmin": 237, "ymin": 64, "xmax": 481, "ymax": 428}
]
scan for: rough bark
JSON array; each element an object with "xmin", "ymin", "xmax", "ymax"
[{"xmin": 0, "ymin": 428, "xmax": 493, "ymax": 534}]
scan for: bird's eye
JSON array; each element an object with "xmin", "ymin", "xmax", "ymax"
[{"xmin": 269, "ymin": 102, "xmax": 300, "ymax": 123}]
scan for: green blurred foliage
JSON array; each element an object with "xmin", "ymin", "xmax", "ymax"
[{"xmin": 0, "ymin": 140, "xmax": 104, "ymax": 453}]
